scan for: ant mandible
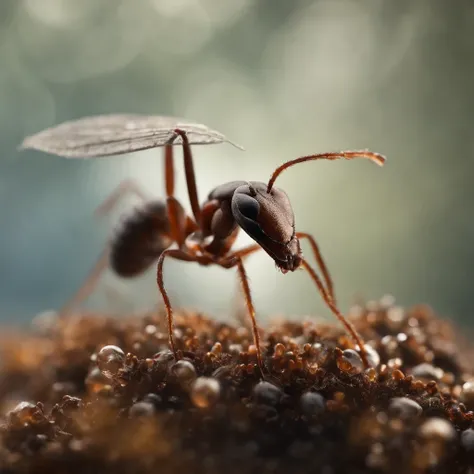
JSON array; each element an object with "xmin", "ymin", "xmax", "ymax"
[{"xmin": 21, "ymin": 114, "xmax": 386, "ymax": 373}]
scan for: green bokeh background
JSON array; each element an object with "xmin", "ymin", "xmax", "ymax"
[{"xmin": 1, "ymin": 0, "xmax": 473, "ymax": 326}]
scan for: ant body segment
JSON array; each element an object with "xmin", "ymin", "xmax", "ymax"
[{"xmin": 21, "ymin": 115, "xmax": 386, "ymax": 373}]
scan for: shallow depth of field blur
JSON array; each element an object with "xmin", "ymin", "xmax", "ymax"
[{"xmin": 1, "ymin": 0, "xmax": 473, "ymax": 327}]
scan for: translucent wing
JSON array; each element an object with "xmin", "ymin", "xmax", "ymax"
[{"xmin": 20, "ymin": 114, "xmax": 243, "ymax": 158}]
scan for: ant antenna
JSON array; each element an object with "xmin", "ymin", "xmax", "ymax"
[{"xmin": 267, "ymin": 150, "xmax": 386, "ymax": 192}]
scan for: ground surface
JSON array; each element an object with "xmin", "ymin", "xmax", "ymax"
[{"xmin": 0, "ymin": 299, "xmax": 474, "ymax": 473}]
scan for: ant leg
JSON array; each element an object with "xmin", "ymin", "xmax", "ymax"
[
  {"xmin": 300, "ymin": 258, "xmax": 369, "ymax": 368},
  {"xmin": 227, "ymin": 244, "xmax": 263, "ymax": 329},
  {"xmin": 156, "ymin": 249, "xmax": 195, "ymax": 359},
  {"xmin": 59, "ymin": 248, "xmax": 109, "ymax": 317},
  {"xmin": 62, "ymin": 179, "xmax": 153, "ymax": 317},
  {"xmin": 166, "ymin": 197, "xmax": 187, "ymax": 248},
  {"xmin": 164, "ymin": 137, "xmax": 198, "ymax": 247},
  {"xmin": 220, "ymin": 255, "xmax": 264, "ymax": 375},
  {"xmin": 164, "ymin": 143, "xmax": 175, "ymax": 198},
  {"xmin": 173, "ymin": 130, "xmax": 202, "ymax": 227},
  {"xmin": 296, "ymin": 232, "xmax": 336, "ymax": 305},
  {"xmin": 164, "ymin": 140, "xmax": 197, "ymax": 247},
  {"xmin": 94, "ymin": 179, "xmax": 151, "ymax": 217}
]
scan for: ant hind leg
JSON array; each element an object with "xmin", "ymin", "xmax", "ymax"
[{"xmin": 59, "ymin": 248, "xmax": 110, "ymax": 318}]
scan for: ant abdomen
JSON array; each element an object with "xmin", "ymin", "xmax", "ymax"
[{"xmin": 110, "ymin": 200, "xmax": 173, "ymax": 278}]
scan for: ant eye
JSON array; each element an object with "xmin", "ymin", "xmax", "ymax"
[{"xmin": 233, "ymin": 194, "xmax": 260, "ymax": 222}]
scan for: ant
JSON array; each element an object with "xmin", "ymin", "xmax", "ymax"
[{"xmin": 21, "ymin": 114, "xmax": 386, "ymax": 373}]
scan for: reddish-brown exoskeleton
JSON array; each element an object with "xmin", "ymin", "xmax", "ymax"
[{"xmin": 21, "ymin": 115, "xmax": 386, "ymax": 373}]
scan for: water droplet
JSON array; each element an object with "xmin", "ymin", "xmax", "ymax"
[
  {"xmin": 300, "ymin": 392, "xmax": 325, "ymax": 416},
  {"xmin": 363, "ymin": 345, "xmax": 380, "ymax": 368},
  {"xmin": 388, "ymin": 397, "xmax": 422, "ymax": 419},
  {"xmin": 365, "ymin": 367, "xmax": 377, "ymax": 381},
  {"xmin": 252, "ymin": 381, "xmax": 282, "ymax": 407},
  {"xmin": 274, "ymin": 343, "xmax": 285, "ymax": 357},
  {"xmin": 191, "ymin": 377, "xmax": 221, "ymax": 408},
  {"xmin": 248, "ymin": 345, "xmax": 257, "ymax": 356},
  {"xmin": 461, "ymin": 380, "xmax": 474, "ymax": 407},
  {"xmin": 337, "ymin": 349, "xmax": 363, "ymax": 374},
  {"xmin": 211, "ymin": 342, "xmax": 222, "ymax": 355},
  {"xmin": 387, "ymin": 358, "xmax": 403, "ymax": 370},
  {"xmin": 170, "ymin": 360, "xmax": 197, "ymax": 388},
  {"xmin": 97, "ymin": 345, "xmax": 125, "ymax": 379}
]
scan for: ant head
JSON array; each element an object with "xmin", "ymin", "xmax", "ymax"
[{"xmin": 231, "ymin": 182, "xmax": 302, "ymax": 272}]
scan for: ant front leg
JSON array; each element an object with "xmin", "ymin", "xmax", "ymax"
[
  {"xmin": 296, "ymin": 232, "xmax": 336, "ymax": 305},
  {"xmin": 172, "ymin": 130, "xmax": 202, "ymax": 227},
  {"xmin": 227, "ymin": 244, "xmax": 263, "ymax": 330},
  {"xmin": 219, "ymin": 251, "xmax": 264, "ymax": 376},
  {"xmin": 163, "ymin": 141, "xmax": 198, "ymax": 247},
  {"xmin": 299, "ymin": 258, "xmax": 369, "ymax": 368}
]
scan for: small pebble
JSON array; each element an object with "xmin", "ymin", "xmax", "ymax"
[
  {"xmin": 388, "ymin": 397, "xmax": 422, "ymax": 419},
  {"xmin": 252, "ymin": 381, "xmax": 283, "ymax": 406},
  {"xmin": 300, "ymin": 392, "xmax": 326, "ymax": 417},
  {"xmin": 418, "ymin": 417, "xmax": 456, "ymax": 442},
  {"xmin": 461, "ymin": 428, "xmax": 474, "ymax": 452},
  {"xmin": 129, "ymin": 401, "xmax": 156, "ymax": 418},
  {"xmin": 170, "ymin": 360, "xmax": 197, "ymax": 388},
  {"xmin": 412, "ymin": 363, "xmax": 443, "ymax": 381},
  {"xmin": 140, "ymin": 394, "xmax": 163, "ymax": 410}
]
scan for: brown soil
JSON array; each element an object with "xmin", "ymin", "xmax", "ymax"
[{"xmin": 0, "ymin": 299, "xmax": 473, "ymax": 474}]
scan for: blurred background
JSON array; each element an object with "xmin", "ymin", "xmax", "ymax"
[{"xmin": 1, "ymin": 0, "xmax": 473, "ymax": 327}]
